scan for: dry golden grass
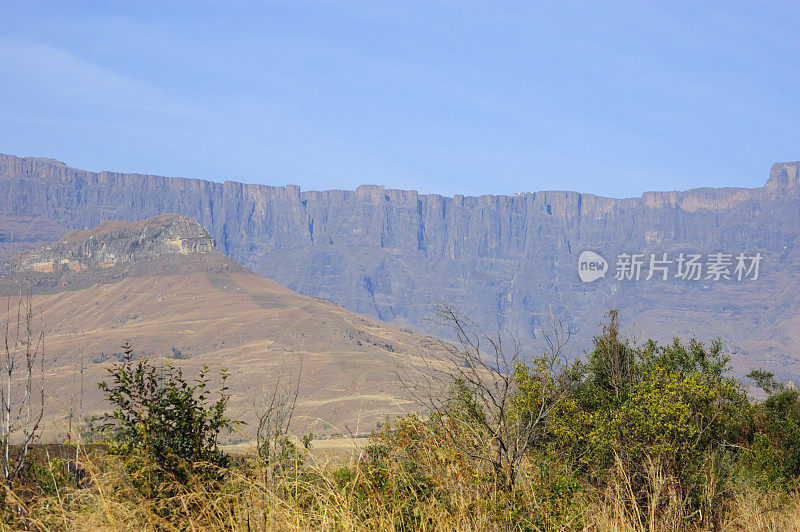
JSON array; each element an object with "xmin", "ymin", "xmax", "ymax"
[
  {"xmin": 581, "ymin": 486, "xmax": 800, "ymax": 532},
  {"xmin": 578, "ymin": 456, "xmax": 800, "ymax": 532},
  {"xmin": 3, "ymin": 443, "xmax": 798, "ymax": 532}
]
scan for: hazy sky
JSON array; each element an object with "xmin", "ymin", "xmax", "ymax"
[{"xmin": 1, "ymin": 1, "xmax": 797, "ymax": 198}]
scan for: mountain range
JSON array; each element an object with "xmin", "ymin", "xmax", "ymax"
[{"xmin": 1, "ymin": 153, "xmax": 799, "ymax": 381}]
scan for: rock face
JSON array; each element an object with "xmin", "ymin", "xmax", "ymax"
[
  {"xmin": 2, "ymin": 154, "xmax": 800, "ymax": 379},
  {"xmin": 13, "ymin": 214, "xmax": 215, "ymax": 272}
]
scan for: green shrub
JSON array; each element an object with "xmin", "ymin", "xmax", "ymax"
[
  {"xmin": 743, "ymin": 370, "xmax": 800, "ymax": 486},
  {"xmin": 26, "ymin": 458, "xmax": 75, "ymax": 496},
  {"xmin": 95, "ymin": 340, "xmax": 239, "ymax": 492}
]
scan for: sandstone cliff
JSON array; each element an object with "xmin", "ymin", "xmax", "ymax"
[{"xmin": 1, "ymin": 154, "xmax": 799, "ymax": 380}]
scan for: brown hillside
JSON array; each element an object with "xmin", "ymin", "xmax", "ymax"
[{"xmin": 2, "ymin": 214, "xmax": 426, "ymax": 443}]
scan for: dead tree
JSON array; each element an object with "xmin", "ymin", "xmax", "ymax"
[
  {"xmin": 255, "ymin": 355, "xmax": 303, "ymax": 484},
  {"xmin": 398, "ymin": 302, "xmax": 572, "ymax": 488},
  {"xmin": 68, "ymin": 352, "xmax": 85, "ymax": 478},
  {"xmin": 0, "ymin": 272, "xmax": 45, "ymax": 491}
]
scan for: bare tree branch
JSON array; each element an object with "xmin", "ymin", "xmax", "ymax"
[
  {"xmin": 395, "ymin": 301, "xmax": 572, "ymax": 488},
  {"xmin": 0, "ymin": 268, "xmax": 46, "ymax": 492}
]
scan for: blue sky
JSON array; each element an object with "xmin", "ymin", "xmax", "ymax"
[{"xmin": 1, "ymin": 1, "xmax": 797, "ymax": 198}]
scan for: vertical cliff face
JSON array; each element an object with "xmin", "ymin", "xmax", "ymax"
[{"xmin": 2, "ymin": 154, "xmax": 800, "ymax": 379}]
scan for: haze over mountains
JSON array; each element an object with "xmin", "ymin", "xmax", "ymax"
[
  {"xmin": 2, "ymin": 153, "xmax": 799, "ymax": 381},
  {"xmin": 2, "ymin": 213, "xmax": 424, "ymax": 440}
]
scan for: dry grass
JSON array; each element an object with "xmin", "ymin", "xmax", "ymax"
[
  {"xmin": 2, "ymin": 444, "xmax": 798, "ymax": 532},
  {"xmin": 579, "ymin": 455, "xmax": 800, "ymax": 532},
  {"xmin": 582, "ymin": 486, "xmax": 800, "ymax": 531}
]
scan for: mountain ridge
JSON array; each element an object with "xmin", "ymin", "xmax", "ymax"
[
  {"xmin": 2, "ymin": 153, "xmax": 799, "ymax": 382},
  {"xmin": 4, "ymin": 153, "xmax": 799, "ymax": 201}
]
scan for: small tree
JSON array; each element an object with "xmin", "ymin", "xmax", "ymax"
[
  {"xmin": 585, "ymin": 309, "xmax": 637, "ymax": 403},
  {"xmin": 0, "ymin": 275, "xmax": 45, "ymax": 493},
  {"xmin": 255, "ymin": 355, "xmax": 305, "ymax": 484},
  {"xmin": 96, "ymin": 341, "xmax": 239, "ymax": 487},
  {"xmin": 400, "ymin": 302, "xmax": 572, "ymax": 488}
]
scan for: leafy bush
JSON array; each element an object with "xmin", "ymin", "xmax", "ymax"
[
  {"xmin": 95, "ymin": 341, "xmax": 239, "ymax": 491},
  {"xmin": 743, "ymin": 370, "xmax": 800, "ymax": 486},
  {"xmin": 545, "ymin": 314, "xmax": 749, "ymax": 525}
]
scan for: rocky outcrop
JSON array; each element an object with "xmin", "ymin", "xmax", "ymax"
[
  {"xmin": 12, "ymin": 214, "xmax": 215, "ymax": 273},
  {"xmin": 1, "ymin": 154, "xmax": 799, "ymax": 379}
]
